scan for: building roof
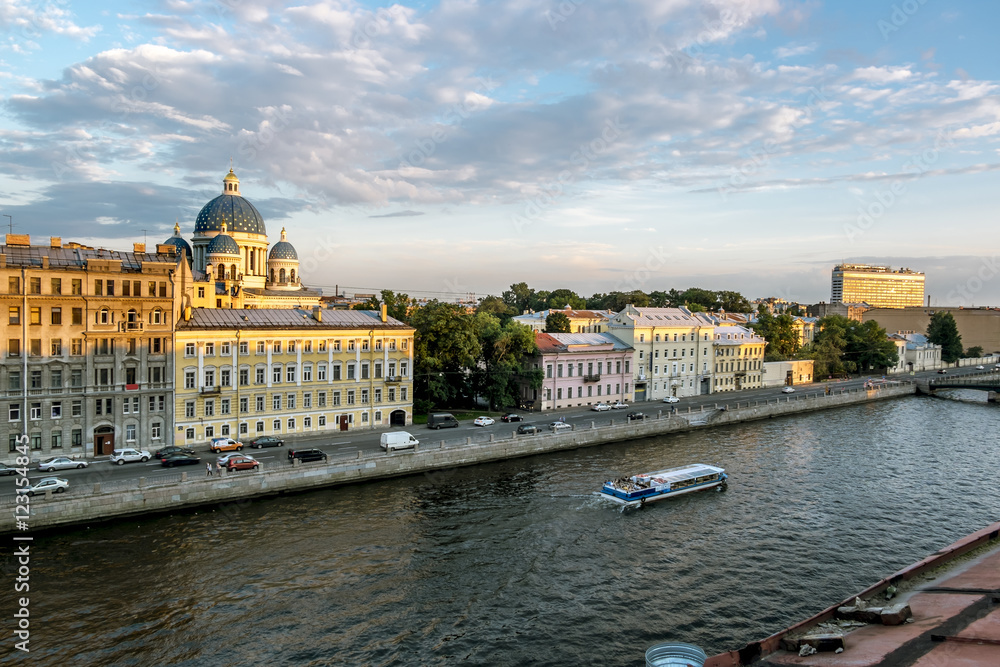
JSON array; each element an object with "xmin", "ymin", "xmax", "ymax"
[
  {"xmin": 195, "ymin": 194, "xmax": 266, "ymax": 236},
  {"xmin": 514, "ymin": 308, "xmax": 614, "ymax": 321},
  {"xmin": 535, "ymin": 332, "xmax": 633, "ymax": 353},
  {"xmin": 177, "ymin": 307, "xmax": 412, "ymax": 330},
  {"xmin": 612, "ymin": 306, "xmax": 702, "ymax": 326},
  {"xmin": 713, "ymin": 325, "xmax": 764, "ymax": 345},
  {"xmin": 0, "ymin": 243, "xmax": 177, "ymax": 272}
]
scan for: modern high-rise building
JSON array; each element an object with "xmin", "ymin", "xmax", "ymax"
[{"xmin": 831, "ymin": 264, "xmax": 925, "ymax": 309}]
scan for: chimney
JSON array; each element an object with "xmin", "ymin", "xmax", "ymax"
[
  {"xmin": 312, "ymin": 305, "xmax": 322, "ymax": 322},
  {"xmin": 5, "ymin": 234, "xmax": 30, "ymax": 246},
  {"xmin": 134, "ymin": 242, "xmax": 146, "ymax": 253},
  {"xmin": 50, "ymin": 236, "xmax": 61, "ymax": 248},
  {"xmin": 183, "ymin": 306, "xmax": 192, "ymax": 321},
  {"xmin": 41, "ymin": 256, "xmax": 49, "ymax": 269},
  {"xmin": 380, "ymin": 303, "xmax": 387, "ymax": 323}
]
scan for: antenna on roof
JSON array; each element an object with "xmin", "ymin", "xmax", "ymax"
[{"xmin": 3, "ymin": 214, "xmax": 11, "ymax": 234}]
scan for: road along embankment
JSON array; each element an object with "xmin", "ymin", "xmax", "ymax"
[{"xmin": 2, "ymin": 383, "xmax": 915, "ymax": 534}]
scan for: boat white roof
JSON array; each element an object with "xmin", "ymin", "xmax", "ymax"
[{"xmin": 636, "ymin": 463, "xmax": 724, "ymax": 481}]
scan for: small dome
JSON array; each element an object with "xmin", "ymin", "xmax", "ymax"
[
  {"xmin": 163, "ymin": 222, "xmax": 192, "ymax": 258},
  {"xmin": 194, "ymin": 169, "xmax": 267, "ymax": 236},
  {"xmin": 268, "ymin": 227, "xmax": 298, "ymax": 261},
  {"xmin": 206, "ymin": 224, "xmax": 241, "ymax": 256}
]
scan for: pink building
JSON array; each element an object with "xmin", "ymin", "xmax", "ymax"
[{"xmin": 521, "ymin": 332, "xmax": 634, "ymax": 411}]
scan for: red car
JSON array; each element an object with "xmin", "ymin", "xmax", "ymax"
[{"xmin": 224, "ymin": 455, "xmax": 260, "ymax": 472}]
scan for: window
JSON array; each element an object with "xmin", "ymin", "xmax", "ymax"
[
  {"xmin": 272, "ymin": 365, "xmax": 282, "ymax": 383},
  {"xmin": 30, "ymin": 403, "xmax": 41, "ymax": 420},
  {"xmin": 273, "ymin": 419, "xmax": 281, "ymax": 432},
  {"xmin": 256, "ymin": 342, "xmax": 265, "ymax": 354},
  {"xmin": 332, "ymin": 364, "xmax": 341, "ymax": 381},
  {"xmin": 388, "ymin": 387, "xmax": 395, "ymax": 402},
  {"xmin": 239, "ymin": 342, "xmax": 249, "ymax": 355},
  {"xmin": 152, "ymin": 422, "xmax": 162, "ymax": 439},
  {"xmin": 205, "ymin": 426, "xmax": 214, "ymax": 439},
  {"xmin": 319, "ymin": 415, "xmax": 327, "ymax": 427},
  {"xmin": 347, "ymin": 364, "xmax": 356, "ymax": 380},
  {"xmin": 71, "ymin": 428, "xmax": 82, "ymax": 446},
  {"xmin": 185, "ymin": 401, "xmax": 195, "ymax": 418},
  {"xmin": 221, "ymin": 369, "xmax": 231, "ymax": 387},
  {"xmin": 126, "ymin": 424, "xmax": 136, "ymax": 442},
  {"xmin": 303, "ymin": 364, "xmax": 312, "ymax": 382},
  {"xmin": 303, "ymin": 392, "xmax": 312, "ymax": 408},
  {"xmin": 333, "ymin": 340, "xmax": 341, "ymax": 352},
  {"xmin": 286, "ymin": 366, "xmax": 296, "ymax": 383},
  {"xmin": 287, "ymin": 417, "xmax": 296, "ymax": 430},
  {"xmin": 9, "ymin": 405, "xmax": 20, "ymax": 421},
  {"xmin": 374, "ymin": 388, "xmax": 381, "ymax": 403},
  {"xmin": 400, "ymin": 362, "xmax": 408, "ymax": 377},
  {"xmin": 50, "ymin": 402, "xmax": 62, "ymax": 419},
  {"xmin": 8, "ymin": 306, "xmax": 19, "ymax": 325},
  {"xmin": 185, "ymin": 370, "xmax": 196, "ymax": 389},
  {"xmin": 29, "ymin": 277, "xmax": 41, "ymax": 294},
  {"xmin": 71, "ymin": 369, "xmax": 82, "ymax": 387},
  {"xmin": 332, "ymin": 391, "xmax": 341, "ymax": 406},
  {"xmin": 256, "ymin": 367, "xmax": 265, "ymax": 384},
  {"xmin": 287, "ymin": 341, "xmax": 296, "ymax": 353},
  {"xmin": 401, "ymin": 387, "xmax": 407, "ymax": 401},
  {"xmin": 204, "ymin": 369, "xmax": 215, "ymax": 387},
  {"xmin": 317, "ymin": 364, "xmax": 326, "ymax": 381},
  {"xmin": 272, "ymin": 394, "xmax": 281, "ymax": 410},
  {"xmin": 374, "ymin": 362, "xmax": 382, "ymax": 379},
  {"xmin": 362, "ymin": 412, "xmax": 368, "ymax": 423},
  {"xmin": 318, "ymin": 391, "xmax": 327, "ymax": 407},
  {"xmin": 29, "ymin": 339, "xmax": 41, "ymax": 356},
  {"xmin": 256, "ymin": 421, "xmax": 264, "ymax": 433},
  {"xmin": 347, "ymin": 390, "xmax": 355, "ymax": 405},
  {"xmin": 272, "ymin": 341, "xmax": 281, "ymax": 354},
  {"xmin": 240, "ymin": 368, "xmax": 249, "ymax": 386},
  {"xmin": 205, "ymin": 343, "xmax": 215, "ymax": 356},
  {"xmin": 186, "ymin": 428, "xmax": 195, "ymax": 440},
  {"xmin": 361, "ymin": 389, "xmax": 369, "ymax": 404},
  {"xmin": 51, "ymin": 431, "xmax": 62, "ymax": 449},
  {"xmin": 30, "ymin": 370, "xmax": 41, "ymax": 388},
  {"xmin": 240, "ymin": 397, "xmax": 248, "ymax": 413},
  {"xmin": 239, "ymin": 423, "xmax": 248, "ymax": 435},
  {"xmin": 221, "ymin": 342, "xmax": 231, "ymax": 356},
  {"xmin": 361, "ymin": 340, "xmax": 370, "ymax": 351},
  {"xmin": 221, "ymin": 424, "xmax": 230, "ymax": 436},
  {"xmin": 72, "ymin": 401, "xmax": 82, "ymax": 417},
  {"xmin": 8, "ymin": 339, "xmax": 20, "ymax": 357},
  {"xmin": 256, "ymin": 395, "xmax": 265, "ymax": 412},
  {"xmin": 8, "ymin": 277, "xmax": 20, "ymax": 294},
  {"xmin": 348, "ymin": 340, "xmax": 356, "ymax": 351},
  {"xmin": 304, "ymin": 341, "xmax": 313, "ymax": 353},
  {"xmin": 51, "ymin": 339, "xmax": 63, "ymax": 356},
  {"xmin": 287, "ymin": 394, "xmax": 296, "ymax": 409},
  {"xmin": 319, "ymin": 340, "xmax": 327, "ymax": 352},
  {"xmin": 205, "ymin": 399, "xmax": 214, "ymax": 417},
  {"xmin": 30, "ymin": 307, "xmax": 41, "ymax": 325},
  {"xmin": 304, "ymin": 416, "xmax": 312, "ymax": 428},
  {"xmin": 361, "ymin": 363, "xmax": 369, "ymax": 380},
  {"xmin": 185, "ymin": 343, "xmax": 195, "ymax": 357},
  {"xmin": 197, "ymin": 287, "xmax": 205, "ymax": 298}
]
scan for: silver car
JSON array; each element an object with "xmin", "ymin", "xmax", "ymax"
[
  {"xmin": 17, "ymin": 477, "xmax": 69, "ymax": 496},
  {"xmin": 37, "ymin": 457, "xmax": 88, "ymax": 472}
]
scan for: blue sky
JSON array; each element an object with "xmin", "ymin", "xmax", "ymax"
[{"xmin": 1, "ymin": 0, "xmax": 999, "ymax": 306}]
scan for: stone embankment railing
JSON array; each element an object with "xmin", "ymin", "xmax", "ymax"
[{"xmin": 1, "ymin": 382, "xmax": 916, "ymax": 534}]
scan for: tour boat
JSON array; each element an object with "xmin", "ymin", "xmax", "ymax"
[{"xmin": 600, "ymin": 463, "xmax": 727, "ymax": 508}]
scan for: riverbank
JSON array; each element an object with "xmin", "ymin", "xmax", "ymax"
[{"xmin": 1, "ymin": 382, "xmax": 916, "ymax": 534}]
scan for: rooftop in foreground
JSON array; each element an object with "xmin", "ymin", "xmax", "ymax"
[{"xmin": 707, "ymin": 522, "xmax": 1000, "ymax": 666}]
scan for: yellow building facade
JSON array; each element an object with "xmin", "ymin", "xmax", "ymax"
[
  {"xmin": 173, "ymin": 306, "xmax": 414, "ymax": 446},
  {"xmin": 711, "ymin": 325, "xmax": 766, "ymax": 392},
  {"xmin": 831, "ymin": 264, "xmax": 924, "ymax": 309}
]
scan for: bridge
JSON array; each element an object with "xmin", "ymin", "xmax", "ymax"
[{"xmin": 918, "ymin": 370, "xmax": 1000, "ymax": 402}]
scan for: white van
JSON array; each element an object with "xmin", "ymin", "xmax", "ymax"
[{"xmin": 380, "ymin": 431, "xmax": 419, "ymax": 452}]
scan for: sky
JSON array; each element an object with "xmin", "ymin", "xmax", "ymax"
[{"xmin": 1, "ymin": 0, "xmax": 999, "ymax": 306}]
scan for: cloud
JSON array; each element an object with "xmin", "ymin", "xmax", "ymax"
[
  {"xmin": 773, "ymin": 43, "xmax": 817, "ymax": 59},
  {"xmin": 368, "ymin": 210, "xmax": 425, "ymax": 218}
]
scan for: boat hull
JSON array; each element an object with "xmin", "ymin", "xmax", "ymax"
[
  {"xmin": 600, "ymin": 464, "xmax": 727, "ymax": 508},
  {"xmin": 600, "ymin": 478, "xmax": 726, "ymax": 508}
]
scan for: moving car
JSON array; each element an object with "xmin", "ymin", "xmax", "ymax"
[
  {"xmin": 110, "ymin": 448, "xmax": 152, "ymax": 465},
  {"xmin": 626, "ymin": 411, "xmax": 646, "ymax": 421},
  {"xmin": 516, "ymin": 424, "xmax": 539, "ymax": 435},
  {"xmin": 936, "ymin": 369, "xmax": 947, "ymax": 374},
  {"xmin": 0, "ymin": 462, "xmax": 16, "ymax": 476},
  {"xmin": 663, "ymin": 396, "xmax": 679, "ymax": 403},
  {"xmin": 500, "ymin": 413, "xmax": 523, "ymax": 422},
  {"xmin": 781, "ymin": 386, "xmax": 795, "ymax": 393},
  {"xmin": 288, "ymin": 448, "xmax": 328, "ymax": 463},
  {"xmin": 381, "ymin": 431, "xmax": 419, "ymax": 452},
  {"xmin": 210, "ymin": 438, "xmax": 243, "ymax": 453},
  {"xmin": 427, "ymin": 413, "xmax": 460, "ymax": 429},
  {"xmin": 37, "ymin": 457, "xmax": 88, "ymax": 472},
  {"xmin": 473, "ymin": 416, "xmax": 495, "ymax": 427},
  {"xmin": 249, "ymin": 436, "xmax": 284, "ymax": 448},
  {"xmin": 17, "ymin": 477, "xmax": 69, "ymax": 496},
  {"xmin": 216, "ymin": 453, "xmax": 246, "ymax": 466},
  {"xmin": 161, "ymin": 453, "xmax": 201, "ymax": 468},
  {"xmin": 976, "ymin": 365, "xmax": 985, "ymax": 370},
  {"xmin": 154, "ymin": 445, "xmax": 196, "ymax": 459},
  {"xmin": 611, "ymin": 401, "xmax": 629, "ymax": 410},
  {"xmin": 591, "ymin": 403, "xmax": 611, "ymax": 412},
  {"xmin": 549, "ymin": 421, "xmax": 572, "ymax": 432},
  {"xmin": 224, "ymin": 455, "xmax": 260, "ymax": 471}
]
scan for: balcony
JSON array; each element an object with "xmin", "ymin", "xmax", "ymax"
[
  {"xmin": 200, "ymin": 386, "xmax": 221, "ymax": 395},
  {"xmin": 583, "ymin": 374, "xmax": 601, "ymax": 383},
  {"xmin": 119, "ymin": 321, "xmax": 144, "ymax": 332},
  {"xmin": 385, "ymin": 376, "xmax": 402, "ymax": 384}
]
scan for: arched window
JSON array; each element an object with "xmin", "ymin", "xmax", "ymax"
[
  {"xmin": 270, "ymin": 268, "xmax": 275, "ymax": 283},
  {"xmin": 279, "ymin": 268, "xmax": 286, "ymax": 283},
  {"xmin": 290, "ymin": 269, "xmax": 296, "ymax": 283},
  {"xmin": 231, "ymin": 264, "xmax": 237, "ymax": 279},
  {"xmin": 98, "ymin": 308, "xmax": 110, "ymax": 325},
  {"xmin": 218, "ymin": 265, "xmax": 226, "ymax": 280}
]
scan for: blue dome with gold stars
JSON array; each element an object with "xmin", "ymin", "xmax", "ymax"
[
  {"xmin": 206, "ymin": 231, "xmax": 241, "ymax": 256},
  {"xmin": 163, "ymin": 223, "xmax": 192, "ymax": 258},
  {"xmin": 194, "ymin": 169, "xmax": 266, "ymax": 236},
  {"xmin": 268, "ymin": 228, "xmax": 298, "ymax": 260}
]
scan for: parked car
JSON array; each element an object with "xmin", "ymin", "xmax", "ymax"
[
  {"xmin": 427, "ymin": 413, "xmax": 460, "ymax": 429},
  {"xmin": 626, "ymin": 411, "xmax": 646, "ymax": 421},
  {"xmin": 781, "ymin": 386, "xmax": 795, "ymax": 393},
  {"xmin": 17, "ymin": 477, "xmax": 68, "ymax": 496},
  {"xmin": 161, "ymin": 453, "xmax": 201, "ymax": 468},
  {"xmin": 936, "ymin": 369, "xmax": 947, "ymax": 374},
  {"xmin": 0, "ymin": 462, "xmax": 16, "ymax": 476},
  {"xmin": 216, "ymin": 453, "xmax": 247, "ymax": 466},
  {"xmin": 224, "ymin": 455, "xmax": 260, "ymax": 472},
  {"xmin": 611, "ymin": 401, "xmax": 629, "ymax": 410},
  {"xmin": 473, "ymin": 416, "xmax": 495, "ymax": 427},
  {"xmin": 500, "ymin": 413, "xmax": 523, "ymax": 422},
  {"xmin": 288, "ymin": 449, "xmax": 328, "ymax": 463},
  {"xmin": 249, "ymin": 436, "xmax": 284, "ymax": 448},
  {"xmin": 590, "ymin": 403, "xmax": 611, "ymax": 412},
  {"xmin": 210, "ymin": 438, "xmax": 243, "ymax": 453},
  {"xmin": 109, "ymin": 449, "xmax": 152, "ymax": 465},
  {"xmin": 975, "ymin": 365, "xmax": 985, "ymax": 370},
  {"xmin": 549, "ymin": 421, "xmax": 572, "ymax": 432},
  {"xmin": 37, "ymin": 457, "xmax": 88, "ymax": 472},
  {"xmin": 516, "ymin": 424, "xmax": 539, "ymax": 435},
  {"xmin": 154, "ymin": 445, "xmax": 196, "ymax": 459},
  {"xmin": 662, "ymin": 396, "xmax": 680, "ymax": 403}
]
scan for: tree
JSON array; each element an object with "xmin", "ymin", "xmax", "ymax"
[
  {"xmin": 502, "ymin": 282, "xmax": 535, "ymax": 314},
  {"xmin": 799, "ymin": 314, "xmax": 897, "ymax": 375},
  {"xmin": 471, "ymin": 315, "xmax": 542, "ymax": 411},
  {"xmin": 716, "ymin": 290, "xmax": 752, "ymax": 313},
  {"xmin": 752, "ymin": 309, "xmax": 800, "ymax": 360},
  {"xmin": 546, "ymin": 288, "xmax": 586, "ymax": 310},
  {"xmin": 926, "ymin": 312, "xmax": 963, "ymax": 363},
  {"xmin": 410, "ymin": 301, "xmax": 481, "ymax": 411},
  {"xmin": 845, "ymin": 320, "xmax": 898, "ymax": 373},
  {"xmin": 544, "ymin": 311, "xmax": 571, "ymax": 333},
  {"xmin": 476, "ymin": 295, "xmax": 515, "ymax": 323},
  {"xmin": 964, "ymin": 346, "xmax": 984, "ymax": 358}
]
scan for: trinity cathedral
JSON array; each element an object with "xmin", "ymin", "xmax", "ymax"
[{"xmin": 164, "ymin": 168, "xmax": 322, "ymax": 310}]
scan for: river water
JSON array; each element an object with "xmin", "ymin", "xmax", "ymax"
[{"xmin": 3, "ymin": 394, "xmax": 999, "ymax": 666}]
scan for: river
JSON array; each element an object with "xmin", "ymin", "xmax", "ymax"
[{"xmin": 3, "ymin": 393, "xmax": 998, "ymax": 666}]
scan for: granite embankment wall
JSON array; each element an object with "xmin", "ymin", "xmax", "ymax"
[{"xmin": 3, "ymin": 383, "xmax": 915, "ymax": 534}]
